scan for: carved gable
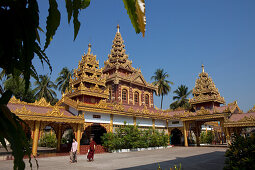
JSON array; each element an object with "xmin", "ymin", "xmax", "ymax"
[{"xmin": 133, "ymin": 76, "xmax": 146, "ymax": 86}]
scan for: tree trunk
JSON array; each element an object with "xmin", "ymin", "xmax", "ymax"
[{"xmin": 161, "ymin": 95, "xmax": 163, "ymax": 109}]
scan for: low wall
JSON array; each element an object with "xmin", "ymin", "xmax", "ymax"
[{"xmin": 80, "ymin": 145, "xmax": 106, "ymax": 154}]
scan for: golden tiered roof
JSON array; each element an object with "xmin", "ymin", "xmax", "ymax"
[
  {"xmin": 103, "ymin": 25, "xmax": 133, "ymax": 72},
  {"xmin": 103, "ymin": 25, "xmax": 157, "ymax": 90},
  {"xmin": 66, "ymin": 44, "xmax": 108, "ymax": 99},
  {"xmin": 108, "ymin": 24, "xmax": 128, "ymax": 64},
  {"xmin": 190, "ymin": 65, "xmax": 225, "ymax": 105}
]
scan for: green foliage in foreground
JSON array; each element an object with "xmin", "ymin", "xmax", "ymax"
[
  {"xmin": 158, "ymin": 163, "xmax": 182, "ymax": 170},
  {"xmin": 1, "ymin": 0, "xmax": 146, "ymax": 169},
  {"xmin": 39, "ymin": 133, "xmax": 57, "ymax": 148},
  {"xmin": 101, "ymin": 124, "xmax": 168, "ymax": 151},
  {"xmin": 224, "ymin": 133, "xmax": 255, "ymax": 170},
  {"xmin": 0, "ymin": 91, "xmax": 32, "ymax": 169}
]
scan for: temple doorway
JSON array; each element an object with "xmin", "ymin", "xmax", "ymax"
[
  {"xmin": 171, "ymin": 128, "xmax": 183, "ymax": 146},
  {"xmin": 81, "ymin": 124, "xmax": 107, "ymax": 145}
]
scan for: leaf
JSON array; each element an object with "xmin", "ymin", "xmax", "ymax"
[
  {"xmin": 135, "ymin": 0, "xmax": 146, "ymax": 37},
  {"xmin": 72, "ymin": 0, "xmax": 81, "ymax": 40},
  {"xmin": 35, "ymin": 42, "xmax": 52, "ymax": 72},
  {"xmin": 44, "ymin": 0, "xmax": 61, "ymax": 50},
  {"xmin": 80, "ymin": 0, "xmax": 90, "ymax": 9},
  {"xmin": 123, "ymin": 0, "xmax": 146, "ymax": 36},
  {"xmin": 72, "ymin": 0, "xmax": 90, "ymax": 40},
  {"xmin": 0, "ymin": 136, "xmax": 7, "ymax": 151},
  {"xmin": 65, "ymin": 0, "xmax": 73, "ymax": 23},
  {"xmin": 123, "ymin": 0, "xmax": 140, "ymax": 33},
  {"xmin": 35, "ymin": 28, "xmax": 41, "ymax": 44}
]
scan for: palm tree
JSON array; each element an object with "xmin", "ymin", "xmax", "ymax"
[
  {"xmin": 170, "ymin": 85, "xmax": 192, "ymax": 110},
  {"xmin": 34, "ymin": 75, "xmax": 57, "ymax": 103},
  {"xmin": 4, "ymin": 75, "xmax": 36, "ymax": 103},
  {"xmin": 55, "ymin": 67, "xmax": 72, "ymax": 94},
  {"xmin": 151, "ymin": 69, "xmax": 173, "ymax": 109}
]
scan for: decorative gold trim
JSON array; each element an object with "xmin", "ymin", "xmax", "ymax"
[
  {"xmin": 248, "ymin": 105, "xmax": 255, "ymax": 113},
  {"xmin": 9, "ymin": 96, "xmax": 55, "ymax": 108},
  {"xmin": 46, "ymin": 106, "xmax": 64, "ymax": 116}
]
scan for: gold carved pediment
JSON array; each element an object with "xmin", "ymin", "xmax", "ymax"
[
  {"xmin": 128, "ymin": 107, "xmax": 135, "ymax": 113},
  {"xmin": 34, "ymin": 98, "xmax": 51, "ymax": 107},
  {"xmin": 238, "ymin": 115, "xmax": 255, "ymax": 122},
  {"xmin": 47, "ymin": 106, "xmax": 64, "ymax": 117},
  {"xmin": 12, "ymin": 106, "xmax": 34, "ymax": 115},
  {"xmin": 96, "ymin": 100, "xmax": 109, "ymax": 109},
  {"xmin": 248, "ymin": 105, "xmax": 255, "ymax": 113},
  {"xmin": 113, "ymin": 103, "xmax": 124, "ymax": 111},
  {"xmin": 196, "ymin": 107, "xmax": 211, "ymax": 115}
]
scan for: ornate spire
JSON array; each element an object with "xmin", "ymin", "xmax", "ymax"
[
  {"xmin": 108, "ymin": 24, "xmax": 129, "ymax": 64},
  {"xmin": 117, "ymin": 24, "xmax": 120, "ymax": 33},
  {"xmin": 87, "ymin": 43, "xmax": 91, "ymax": 55},
  {"xmin": 202, "ymin": 64, "xmax": 205, "ymax": 73},
  {"xmin": 190, "ymin": 66, "xmax": 225, "ymax": 105},
  {"xmin": 68, "ymin": 43, "xmax": 108, "ymax": 100}
]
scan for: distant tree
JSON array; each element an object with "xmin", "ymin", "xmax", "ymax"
[
  {"xmin": 4, "ymin": 75, "xmax": 35, "ymax": 103},
  {"xmin": 56, "ymin": 67, "xmax": 72, "ymax": 94},
  {"xmin": 170, "ymin": 85, "xmax": 191, "ymax": 110},
  {"xmin": 34, "ymin": 75, "xmax": 57, "ymax": 104},
  {"xmin": 151, "ymin": 69, "xmax": 173, "ymax": 109}
]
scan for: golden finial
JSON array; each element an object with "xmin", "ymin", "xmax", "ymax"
[
  {"xmin": 201, "ymin": 64, "xmax": 205, "ymax": 73},
  {"xmin": 117, "ymin": 24, "xmax": 120, "ymax": 33},
  {"xmin": 87, "ymin": 43, "xmax": 91, "ymax": 54}
]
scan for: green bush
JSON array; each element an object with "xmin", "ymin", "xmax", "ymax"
[
  {"xmin": 39, "ymin": 133, "xmax": 57, "ymax": 148},
  {"xmin": 224, "ymin": 133, "xmax": 255, "ymax": 170},
  {"xmin": 101, "ymin": 123, "xmax": 169, "ymax": 152},
  {"xmin": 200, "ymin": 131, "xmax": 214, "ymax": 144}
]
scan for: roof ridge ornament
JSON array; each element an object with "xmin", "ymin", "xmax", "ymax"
[
  {"xmin": 87, "ymin": 43, "xmax": 91, "ymax": 55},
  {"xmin": 117, "ymin": 24, "xmax": 120, "ymax": 33},
  {"xmin": 202, "ymin": 64, "xmax": 205, "ymax": 73}
]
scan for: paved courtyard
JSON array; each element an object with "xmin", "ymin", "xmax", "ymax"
[{"xmin": 0, "ymin": 147, "xmax": 226, "ymax": 170}]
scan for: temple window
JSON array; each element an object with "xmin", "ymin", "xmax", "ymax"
[
  {"xmin": 134, "ymin": 92, "xmax": 139, "ymax": 105},
  {"xmin": 145, "ymin": 94, "xmax": 149, "ymax": 106},
  {"xmin": 122, "ymin": 89, "xmax": 127, "ymax": 102}
]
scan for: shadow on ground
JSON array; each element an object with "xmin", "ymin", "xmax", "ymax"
[{"xmin": 119, "ymin": 151, "xmax": 225, "ymax": 170}]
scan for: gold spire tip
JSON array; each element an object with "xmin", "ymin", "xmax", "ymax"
[
  {"xmin": 201, "ymin": 64, "xmax": 205, "ymax": 73},
  {"xmin": 87, "ymin": 43, "xmax": 91, "ymax": 54},
  {"xmin": 117, "ymin": 24, "xmax": 120, "ymax": 33}
]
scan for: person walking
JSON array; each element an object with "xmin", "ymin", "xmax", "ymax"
[
  {"xmin": 87, "ymin": 137, "xmax": 96, "ymax": 161},
  {"xmin": 70, "ymin": 138, "xmax": 78, "ymax": 163}
]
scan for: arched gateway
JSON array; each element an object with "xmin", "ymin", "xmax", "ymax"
[
  {"xmin": 81, "ymin": 124, "xmax": 107, "ymax": 145},
  {"xmin": 171, "ymin": 128, "xmax": 183, "ymax": 145}
]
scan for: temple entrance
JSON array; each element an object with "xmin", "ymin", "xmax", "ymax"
[
  {"xmin": 81, "ymin": 124, "xmax": 107, "ymax": 145},
  {"xmin": 171, "ymin": 128, "xmax": 183, "ymax": 146}
]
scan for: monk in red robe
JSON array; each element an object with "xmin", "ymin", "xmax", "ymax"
[{"xmin": 87, "ymin": 137, "xmax": 96, "ymax": 161}]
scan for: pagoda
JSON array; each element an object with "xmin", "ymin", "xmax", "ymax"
[
  {"xmin": 67, "ymin": 44, "xmax": 108, "ymax": 104},
  {"xmin": 103, "ymin": 25, "xmax": 157, "ymax": 107},
  {"xmin": 190, "ymin": 64, "xmax": 225, "ymax": 110}
]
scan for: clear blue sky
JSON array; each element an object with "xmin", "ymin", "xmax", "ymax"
[{"xmin": 35, "ymin": 0, "xmax": 255, "ymax": 112}]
